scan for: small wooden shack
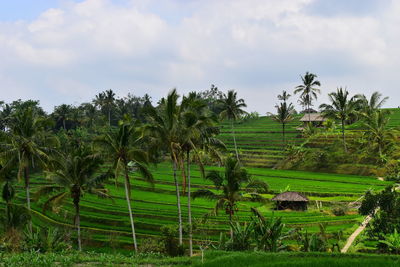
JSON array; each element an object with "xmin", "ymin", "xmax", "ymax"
[
  {"xmin": 299, "ymin": 113, "xmax": 326, "ymax": 128},
  {"xmin": 272, "ymin": 191, "xmax": 309, "ymax": 211}
]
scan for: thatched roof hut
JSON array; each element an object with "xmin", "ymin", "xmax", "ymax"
[
  {"xmin": 299, "ymin": 113, "xmax": 326, "ymax": 123},
  {"xmin": 272, "ymin": 191, "xmax": 309, "ymax": 211}
]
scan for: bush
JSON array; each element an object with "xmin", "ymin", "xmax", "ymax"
[
  {"xmin": 332, "ymin": 206, "xmax": 348, "ymax": 216},
  {"xmin": 160, "ymin": 225, "xmax": 184, "ymax": 257},
  {"xmin": 138, "ymin": 238, "xmax": 165, "ymax": 254}
]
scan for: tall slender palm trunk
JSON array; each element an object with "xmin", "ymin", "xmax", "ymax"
[
  {"xmin": 229, "ymin": 211, "xmax": 233, "ymax": 239},
  {"xmin": 108, "ymin": 109, "xmax": 111, "ymax": 127},
  {"xmin": 341, "ymin": 119, "xmax": 347, "ymax": 152},
  {"xmin": 231, "ymin": 120, "xmax": 239, "ymax": 162},
  {"xmin": 187, "ymin": 151, "xmax": 193, "ymax": 256},
  {"xmin": 73, "ymin": 197, "xmax": 82, "ymax": 252},
  {"xmin": 282, "ymin": 123, "xmax": 286, "ymax": 146},
  {"xmin": 24, "ymin": 167, "xmax": 32, "ymax": 232},
  {"xmin": 173, "ymin": 161, "xmax": 183, "ymax": 245},
  {"xmin": 124, "ymin": 167, "xmax": 138, "ymax": 252}
]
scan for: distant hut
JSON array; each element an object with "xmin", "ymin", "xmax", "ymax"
[
  {"xmin": 298, "ymin": 113, "xmax": 326, "ymax": 129},
  {"xmin": 271, "ymin": 191, "xmax": 309, "ymax": 211}
]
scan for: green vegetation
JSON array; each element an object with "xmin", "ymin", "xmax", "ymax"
[{"xmin": 1, "ymin": 83, "xmax": 400, "ymax": 265}]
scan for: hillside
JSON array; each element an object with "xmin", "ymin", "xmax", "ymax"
[
  {"xmin": 218, "ymin": 114, "xmax": 303, "ymax": 168},
  {"xmin": 1, "ymin": 161, "xmax": 391, "ymax": 249}
]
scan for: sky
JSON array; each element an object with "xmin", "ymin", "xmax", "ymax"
[{"xmin": 0, "ymin": 0, "xmax": 398, "ymax": 113}]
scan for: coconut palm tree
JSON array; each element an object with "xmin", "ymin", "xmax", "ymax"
[
  {"xmin": 319, "ymin": 87, "xmax": 359, "ymax": 152},
  {"xmin": 294, "ymin": 72, "xmax": 321, "ymax": 122},
  {"xmin": 0, "ymin": 107, "xmax": 58, "ymax": 231},
  {"xmin": 278, "ymin": 91, "xmax": 291, "ymax": 102},
  {"xmin": 35, "ymin": 146, "xmax": 110, "ymax": 251},
  {"xmin": 362, "ymin": 109, "xmax": 395, "ymax": 158},
  {"xmin": 145, "ymin": 89, "xmax": 185, "ymax": 246},
  {"xmin": 217, "ymin": 90, "xmax": 247, "ymax": 161},
  {"xmin": 96, "ymin": 118, "xmax": 153, "ymax": 252},
  {"xmin": 53, "ymin": 104, "xmax": 72, "ymax": 130},
  {"xmin": 355, "ymin": 91, "xmax": 388, "ymax": 117},
  {"xmin": 270, "ymin": 102, "xmax": 295, "ymax": 146},
  {"xmin": 180, "ymin": 92, "xmax": 225, "ymax": 256},
  {"xmin": 192, "ymin": 157, "xmax": 268, "ymax": 239},
  {"xmin": 94, "ymin": 89, "xmax": 116, "ymax": 127}
]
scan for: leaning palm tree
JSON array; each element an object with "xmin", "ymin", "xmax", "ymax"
[
  {"xmin": 96, "ymin": 118, "xmax": 153, "ymax": 252},
  {"xmin": 145, "ymin": 89, "xmax": 185, "ymax": 246},
  {"xmin": 294, "ymin": 72, "xmax": 321, "ymax": 122},
  {"xmin": 0, "ymin": 107, "xmax": 58, "ymax": 231},
  {"xmin": 319, "ymin": 87, "xmax": 358, "ymax": 152},
  {"xmin": 35, "ymin": 146, "xmax": 110, "ymax": 251},
  {"xmin": 192, "ymin": 157, "xmax": 268, "ymax": 239},
  {"xmin": 217, "ymin": 90, "xmax": 247, "ymax": 161},
  {"xmin": 269, "ymin": 102, "xmax": 295, "ymax": 146}
]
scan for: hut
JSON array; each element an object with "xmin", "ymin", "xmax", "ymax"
[
  {"xmin": 271, "ymin": 191, "xmax": 309, "ymax": 211},
  {"xmin": 299, "ymin": 113, "xmax": 326, "ymax": 128}
]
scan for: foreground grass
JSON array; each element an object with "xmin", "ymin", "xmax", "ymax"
[{"xmin": 1, "ymin": 251, "xmax": 400, "ymax": 267}]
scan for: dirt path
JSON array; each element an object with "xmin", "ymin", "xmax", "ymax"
[{"xmin": 340, "ymin": 214, "xmax": 373, "ymax": 253}]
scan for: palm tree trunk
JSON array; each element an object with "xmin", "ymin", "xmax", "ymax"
[
  {"xmin": 282, "ymin": 123, "xmax": 286, "ymax": 146},
  {"xmin": 173, "ymin": 161, "xmax": 183, "ymax": 245},
  {"xmin": 24, "ymin": 167, "xmax": 32, "ymax": 232},
  {"xmin": 229, "ymin": 210, "xmax": 233, "ymax": 240},
  {"xmin": 187, "ymin": 150, "xmax": 193, "ymax": 256},
  {"xmin": 124, "ymin": 167, "xmax": 138, "ymax": 252},
  {"xmin": 341, "ymin": 119, "xmax": 347, "ymax": 152},
  {"xmin": 63, "ymin": 119, "xmax": 66, "ymax": 130},
  {"xmin": 73, "ymin": 197, "xmax": 82, "ymax": 252},
  {"xmin": 231, "ymin": 120, "xmax": 239, "ymax": 162},
  {"xmin": 108, "ymin": 108, "xmax": 111, "ymax": 127}
]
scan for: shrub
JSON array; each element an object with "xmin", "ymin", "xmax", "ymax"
[
  {"xmin": 160, "ymin": 225, "xmax": 184, "ymax": 257},
  {"xmin": 332, "ymin": 206, "xmax": 348, "ymax": 216},
  {"xmin": 138, "ymin": 238, "xmax": 165, "ymax": 254}
]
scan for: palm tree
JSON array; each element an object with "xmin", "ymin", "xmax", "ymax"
[
  {"xmin": 362, "ymin": 110, "xmax": 395, "ymax": 158},
  {"xmin": 217, "ymin": 90, "xmax": 247, "ymax": 161},
  {"xmin": 270, "ymin": 102, "xmax": 295, "ymax": 146},
  {"xmin": 278, "ymin": 91, "xmax": 291, "ymax": 102},
  {"xmin": 294, "ymin": 72, "xmax": 321, "ymax": 122},
  {"xmin": 53, "ymin": 104, "xmax": 72, "ymax": 130},
  {"xmin": 145, "ymin": 89, "xmax": 185, "ymax": 246},
  {"xmin": 192, "ymin": 157, "xmax": 268, "ymax": 239},
  {"xmin": 319, "ymin": 87, "xmax": 358, "ymax": 152},
  {"xmin": 180, "ymin": 92, "xmax": 225, "ymax": 256},
  {"xmin": 94, "ymin": 89, "xmax": 116, "ymax": 127},
  {"xmin": 0, "ymin": 107, "xmax": 58, "ymax": 231},
  {"xmin": 35, "ymin": 146, "xmax": 110, "ymax": 251},
  {"xmin": 96, "ymin": 118, "xmax": 153, "ymax": 251},
  {"xmin": 355, "ymin": 91, "xmax": 389, "ymax": 117}
]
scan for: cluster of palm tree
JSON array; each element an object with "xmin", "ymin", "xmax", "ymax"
[{"xmin": 0, "ymin": 87, "xmax": 252, "ymax": 255}]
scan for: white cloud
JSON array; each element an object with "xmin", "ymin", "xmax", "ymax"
[{"xmin": 0, "ymin": 0, "xmax": 399, "ymax": 113}]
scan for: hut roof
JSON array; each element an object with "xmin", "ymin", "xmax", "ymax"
[
  {"xmin": 271, "ymin": 191, "xmax": 309, "ymax": 202},
  {"xmin": 299, "ymin": 113, "xmax": 326, "ymax": 122}
]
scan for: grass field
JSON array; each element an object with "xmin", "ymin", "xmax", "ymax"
[
  {"xmin": 1, "ymin": 161, "xmax": 392, "ymax": 249},
  {"xmin": 1, "ymin": 251, "xmax": 400, "ymax": 267}
]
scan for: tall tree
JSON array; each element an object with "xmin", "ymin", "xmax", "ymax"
[
  {"xmin": 319, "ymin": 87, "xmax": 358, "ymax": 152},
  {"xmin": 180, "ymin": 92, "xmax": 225, "ymax": 256},
  {"xmin": 52, "ymin": 104, "xmax": 72, "ymax": 130},
  {"xmin": 192, "ymin": 157, "xmax": 268, "ymax": 239},
  {"xmin": 217, "ymin": 90, "xmax": 247, "ymax": 161},
  {"xmin": 94, "ymin": 89, "xmax": 116, "ymax": 127},
  {"xmin": 0, "ymin": 107, "xmax": 58, "ymax": 231},
  {"xmin": 355, "ymin": 91, "xmax": 389, "ymax": 117},
  {"xmin": 145, "ymin": 89, "xmax": 186, "ymax": 246},
  {"xmin": 35, "ymin": 146, "xmax": 110, "ymax": 251},
  {"xmin": 294, "ymin": 72, "xmax": 321, "ymax": 122},
  {"xmin": 362, "ymin": 110, "xmax": 395, "ymax": 158},
  {"xmin": 270, "ymin": 102, "xmax": 295, "ymax": 146},
  {"xmin": 96, "ymin": 118, "xmax": 153, "ymax": 252}
]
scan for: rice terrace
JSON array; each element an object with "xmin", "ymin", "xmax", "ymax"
[{"xmin": 2, "ymin": 1, "xmax": 400, "ymax": 266}]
